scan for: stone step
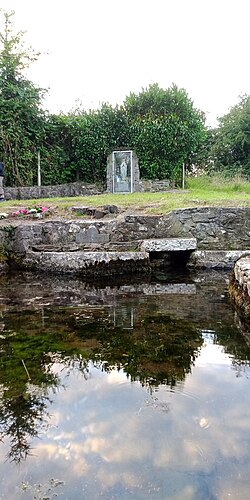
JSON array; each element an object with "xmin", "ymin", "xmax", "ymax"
[
  {"xmin": 31, "ymin": 238, "xmax": 197, "ymax": 254},
  {"xmin": 31, "ymin": 241, "xmax": 141, "ymax": 252}
]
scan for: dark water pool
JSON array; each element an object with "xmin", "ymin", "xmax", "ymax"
[{"xmin": 0, "ymin": 270, "xmax": 250, "ymax": 499}]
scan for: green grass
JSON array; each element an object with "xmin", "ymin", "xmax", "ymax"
[
  {"xmin": 0, "ymin": 175, "xmax": 249, "ymax": 217},
  {"xmin": 186, "ymin": 174, "xmax": 250, "ymax": 193}
]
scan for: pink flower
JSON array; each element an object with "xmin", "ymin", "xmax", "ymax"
[{"xmin": 10, "ymin": 205, "xmax": 49, "ymax": 218}]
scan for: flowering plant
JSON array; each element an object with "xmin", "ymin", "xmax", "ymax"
[{"xmin": 11, "ymin": 206, "xmax": 49, "ymax": 218}]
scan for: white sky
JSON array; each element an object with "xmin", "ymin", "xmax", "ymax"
[{"xmin": 0, "ymin": 0, "xmax": 249, "ymax": 126}]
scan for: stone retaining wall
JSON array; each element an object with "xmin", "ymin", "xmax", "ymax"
[
  {"xmin": 166, "ymin": 207, "xmax": 250, "ymax": 249},
  {"xmin": 0, "ymin": 207, "xmax": 249, "ymax": 275},
  {"xmin": 2, "ymin": 207, "xmax": 250, "ymax": 256}
]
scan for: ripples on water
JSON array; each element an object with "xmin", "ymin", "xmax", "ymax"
[{"xmin": 0, "ymin": 270, "xmax": 250, "ymax": 499}]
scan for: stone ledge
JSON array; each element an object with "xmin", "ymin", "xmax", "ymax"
[
  {"xmin": 188, "ymin": 250, "xmax": 250, "ymax": 269},
  {"xmin": 22, "ymin": 250, "xmax": 150, "ymax": 276},
  {"xmin": 140, "ymin": 238, "xmax": 197, "ymax": 252}
]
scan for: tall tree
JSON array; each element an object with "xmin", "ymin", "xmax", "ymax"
[
  {"xmin": 0, "ymin": 10, "xmax": 46, "ymax": 186},
  {"xmin": 123, "ymin": 83, "xmax": 206, "ymax": 180},
  {"xmin": 210, "ymin": 95, "xmax": 250, "ymax": 178}
]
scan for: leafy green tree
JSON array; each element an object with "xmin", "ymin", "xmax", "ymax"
[
  {"xmin": 0, "ymin": 10, "xmax": 46, "ymax": 186},
  {"xmin": 210, "ymin": 95, "xmax": 250, "ymax": 178},
  {"xmin": 123, "ymin": 83, "xmax": 206, "ymax": 180}
]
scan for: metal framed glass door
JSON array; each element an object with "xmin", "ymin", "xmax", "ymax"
[{"xmin": 112, "ymin": 150, "xmax": 132, "ymax": 193}]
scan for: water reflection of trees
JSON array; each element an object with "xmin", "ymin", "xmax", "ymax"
[
  {"xmin": 1, "ymin": 299, "xmax": 250, "ymax": 463},
  {"xmin": 0, "ymin": 323, "xmax": 94, "ymax": 463},
  {"xmin": 0, "ymin": 331, "xmax": 61, "ymax": 463},
  {"xmin": 70, "ymin": 311, "xmax": 204, "ymax": 387},
  {"xmin": 0, "ymin": 385, "xmax": 51, "ymax": 463},
  {"xmin": 0, "ymin": 307, "xmax": 204, "ymax": 462}
]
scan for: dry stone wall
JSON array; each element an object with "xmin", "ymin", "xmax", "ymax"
[
  {"xmin": 4, "ymin": 182, "xmax": 103, "ymax": 201},
  {"xmin": 3, "ymin": 180, "xmax": 172, "ymax": 201}
]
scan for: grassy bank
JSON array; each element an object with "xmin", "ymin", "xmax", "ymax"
[{"xmin": 0, "ymin": 175, "xmax": 250, "ymax": 217}]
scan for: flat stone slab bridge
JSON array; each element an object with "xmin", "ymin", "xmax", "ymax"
[{"xmin": 140, "ymin": 238, "xmax": 197, "ymax": 252}]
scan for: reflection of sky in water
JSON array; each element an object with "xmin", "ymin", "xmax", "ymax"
[{"xmin": 1, "ymin": 342, "xmax": 250, "ymax": 500}]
